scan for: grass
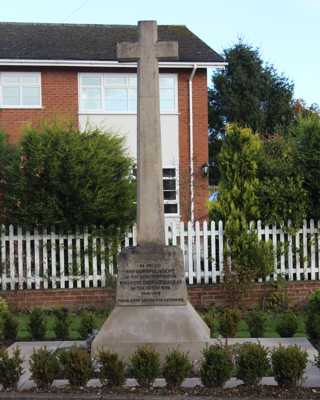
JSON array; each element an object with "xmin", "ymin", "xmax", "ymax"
[
  {"xmin": 11, "ymin": 309, "xmax": 110, "ymax": 341},
  {"xmin": 204, "ymin": 311, "xmax": 306, "ymax": 338},
  {"xmin": 0, "ymin": 309, "xmax": 307, "ymax": 342}
]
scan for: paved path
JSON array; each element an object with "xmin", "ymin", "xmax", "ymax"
[{"xmin": 7, "ymin": 338, "xmax": 320, "ymax": 391}]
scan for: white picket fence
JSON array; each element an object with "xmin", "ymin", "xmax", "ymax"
[{"xmin": 0, "ymin": 220, "xmax": 319, "ymax": 291}]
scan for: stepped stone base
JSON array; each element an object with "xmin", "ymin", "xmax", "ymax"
[{"xmin": 91, "ymin": 302, "xmax": 210, "ymax": 362}]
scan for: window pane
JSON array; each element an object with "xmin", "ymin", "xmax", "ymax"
[
  {"xmin": 104, "ymin": 76, "xmax": 127, "ymax": 87},
  {"xmin": 2, "ymin": 86, "xmax": 20, "ymax": 106},
  {"xmin": 21, "ymin": 74, "xmax": 39, "ymax": 85},
  {"xmin": 22, "ymin": 86, "xmax": 40, "ymax": 106},
  {"xmin": 160, "ymin": 76, "xmax": 175, "ymax": 88},
  {"xmin": 160, "ymin": 88, "xmax": 175, "ymax": 112},
  {"xmin": 81, "ymin": 75, "xmax": 101, "ymax": 86},
  {"xmin": 105, "ymin": 88, "xmax": 127, "ymax": 112},
  {"xmin": 128, "ymin": 89, "xmax": 137, "ymax": 112},
  {"xmin": 163, "ymin": 168, "xmax": 176, "ymax": 177},
  {"xmin": 128, "ymin": 76, "xmax": 137, "ymax": 87},
  {"xmin": 163, "ymin": 180, "xmax": 176, "ymax": 190},
  {"xmin": 164, "ymin": 204, "xmax": 178, "ymax": 214},
  {"xmin": 81, "ymin": 87, "xmax": 101, "ymax": 110},
  {"xmin": 164, "ymin": 191, "xmax": 176, "ymax": 200},
  {"xmin": 2, "ymin": 74, "xmax": 20, "ymax": 84}
]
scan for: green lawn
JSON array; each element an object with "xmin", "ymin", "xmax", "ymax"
[
  {"xmin": 205, "ymin": 312, "xmax": 306, "ymax": 338},
  {"xmin": 1, "ymin": 309, "xmax": 307, "ymax": 342},
  {"xmin": 15, "ymin": 310, "xmax": 110, "ymax": 341}
]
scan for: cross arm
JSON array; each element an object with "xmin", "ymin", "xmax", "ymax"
[
  {"xmin": 117, "ymin": 42, "xmax": 141, "ymax": 62},
  {"xmin": 156, "ymin": 41, "xmax": 179, "ymax": 60}
]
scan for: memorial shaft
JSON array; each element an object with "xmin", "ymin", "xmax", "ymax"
[
  {"xmin": 136, "ymin": 21, "xmax": 164, "ymax": 246},
  {"xmin": 117, "ymin": 21, "xmax": 178, "ymax": 246}
]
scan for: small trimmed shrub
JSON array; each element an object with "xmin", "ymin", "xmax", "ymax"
[
  {"xmin": 79, "ymin": 311, "xmax": 95, "ymax": 339},
  {"xmin": 0, "ymin": 297, "xmax": 8, "ymax": 315},
  {"xmin": 97, "ymin": 350, "xmax": 126, "ymax": 387},
  {"xmin": 0, "ymin": 347, "xmax": 23, "ymax": 390},
  {"xmin": 202, "ymin": 308, "xmax": 215, "ymax": 337},
  {"xmin": 306, "ymin": 290, "xmax": 320, "ymax": 341},
  {"xmin": 271, "ymin": 345, "xmax": 308, "ymax": 387},
  {"xmin": 245, "ymin": 309, "xmax": 266, "ymax": 338},
  {"xmin": 129, "ymin": 345, "xmax": 161, "ymax": 388},
  {"xmin": 53, "ymin": 308, "xmax": 69, "ymax": 340},
  {"xmin": 306, "ymin": 312, "xmax": 320, "ymax": 341},
  {"xmin": 218, "ymin": 308, "xmax": 241, "ymax": 338},
  {"xmin": 200, "ymin": 344, "xmax": 233, "ymax": 387},
  {"xmin": 59, "ymin": 346, "xmax": 93, "ymax": 387},
  {"xmin": 29, "ymin": 347, "xmax": 60, "ymax": 389},
  {"xmin": 29, "ymin": 308, "xmax": 46, "ymax": 340},
  {"xmin": 276, "ymin": 312, "xmax": 298, "ymax": 337},
  {"xmin": 163, "ymin": 349, "xmax": 192, "ymax": 389},
  {"xmin": 235, "ymin": 343, "xmax": 270, "ymax": 385},
  {"xmin": 2, "ymin": 311, "xmax": 18, "ymax": 341}
]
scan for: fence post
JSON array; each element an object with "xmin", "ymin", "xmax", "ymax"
[
  {"xmin": 203, "ymin": 221, "xmax": 209, "ymax": 284},
  {"xmin": 310, "ymin": 219, "xmax": 316, "ymax": 280},
  {"xmin": 218, "ymin": 220, "xmax": 224, "ymax": 280},
  {"xmin": 1, "ymin": 225, "xmax": 6, "ymax": 290},
  {"xmin": 187, "ymin": 221, "xmax": 193, "ymax": 285}
]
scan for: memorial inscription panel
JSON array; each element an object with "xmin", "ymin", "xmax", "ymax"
[{"xmin": 116, "ymin": 247, "xmax": 188, "ymax": 306}]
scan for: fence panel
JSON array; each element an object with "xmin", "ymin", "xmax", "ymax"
[{"xmin": 0, "ymin": 220, "xmax": 320, "ymax": 291}]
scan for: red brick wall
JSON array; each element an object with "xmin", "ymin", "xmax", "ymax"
[
  {"xmin": 0, "ymin": 67, "xmax": 209, "ymax": 221},
  {"xmin": 2, "ymin": 281, "xmax": 319, "ymax": 311},
  {"xmin": 0, "ymin": 68, "xmax": 78, "ymax": 143},
  {"xmin": 178, "ymin": 69, "xmax": 209, "ymax": 222}
]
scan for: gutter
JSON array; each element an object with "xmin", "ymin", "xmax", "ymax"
[
  {"xmin": 189, "ymin": 64, "xmax": 197, "ymax": 225},
  {"xmin": 0, "ymin": 59, "xmax": 227, "ymax": 69}
]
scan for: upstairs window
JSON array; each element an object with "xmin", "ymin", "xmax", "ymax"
[
  {"xmin": 0, "ymin": 72, "xmax": 41, "ymax": 108},
  {"xmin": 79, "ymin": 73, "xmax": 177, "ymax": 114}
]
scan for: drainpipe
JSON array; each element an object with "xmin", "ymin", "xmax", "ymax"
[{"xmin": 189, "ymin": 64, "xmax": 197, "ymax": 225}]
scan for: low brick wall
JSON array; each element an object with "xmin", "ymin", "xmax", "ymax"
[{"xmin": 1, "ymin": 281, "xmax": 320, "ymax": 311}]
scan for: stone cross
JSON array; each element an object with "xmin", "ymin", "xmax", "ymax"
[{"xmin": 117, "ymin": 21, "xmax": 178, "ymax": 246}]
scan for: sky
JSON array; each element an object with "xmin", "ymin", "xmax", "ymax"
[{"xmin": 1, "ymin": 0, "xmax": 319, "ymax": 106}]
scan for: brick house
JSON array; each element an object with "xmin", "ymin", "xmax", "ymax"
[{"xmin": 0, "ymin": 22, "xmax": 225, "ymax": 223}]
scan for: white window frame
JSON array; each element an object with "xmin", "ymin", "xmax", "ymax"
[
  {"xmin": 163, "ymin": 166, "xmax": 179, "ymax": 216},
  {"xmin": 78, "ymin": 72, "xmax": 178, "ymax": 115},
  {"xmin": 0, "ymin": 72, "xmax": 42, "ymax": 109}
]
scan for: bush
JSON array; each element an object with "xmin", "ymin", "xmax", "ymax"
[
  {"xmin": 29, "ymin": 308, "xmax": 46, "ymax": 340},
  {"xmin": 2, "ymin": 311, "xmax": 18, "ymax": 341},
  {"xmin": 29, "ymin": 347, "xmax": 60, "ymax": 390},
  {"xmin": 306, "ymin": 313, "xmax": 320, "ymax": 341},
  {"xmin": 162, "ymin": 350, "xmax": 192, "ymax": 389},
  {"xmin": 129, "ymin": 345, "xmax": 160, "ymax": 388},
  {"xmin": 200, "ymin": 344, "xmax": 233, "ymax": 387},
  {"xmin": 79, "ymin": 311, "xmax": 95, "ymax": 339},
  {"xmin": 97, "ymin": 350, "xmax": 125, "ymax": 387},
  {"xmin": 0, "ymin": 297, "xmax": 8, "ymax": 315},
  {"xmin": 59, "ymin": 346, "xmax": 93, "ymax": 387},
  {"xmin": 53, "ymin": 308, "xmax": 69, "ymax": 340},
  {"xmin": 271, "ymin": 345, "xmax": 308, "ymax": 387},
  {"xmin": 218, "ymin": 308, "xmax": 241, "ymax": 338},
  {"xmin": 202, "ymin": 308, "xmax": 215, "ymax": 337},
  {"xmin": 235, "ymin": 343, "xmax": 270, "ymax": 385},
  {"xmin": 245, "ymin": 309, "xmax": 266, "ymax": 338},
  {"xmin": 0, "ymin": 347, "xmax": 23, "ymax": 390},
  {"xmin": 306, "ymin": 289, "xmax": 320, "ymax": 341},
  {"xmin": 276, "ymin": 312, "xmax": 298, "ymax": 337},
  {"xmin": 2, "ymin": 124, "xmax": 136, "ymax": 238}
]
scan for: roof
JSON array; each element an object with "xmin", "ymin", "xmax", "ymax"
[{"xmin": 0, "ymin": 22, "xmax": 224, "ymax": 64}]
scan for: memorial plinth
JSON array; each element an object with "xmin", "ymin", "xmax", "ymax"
[{"xmin": 91, "ymin": 246, "xmax": 210, "ymax": 360}]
